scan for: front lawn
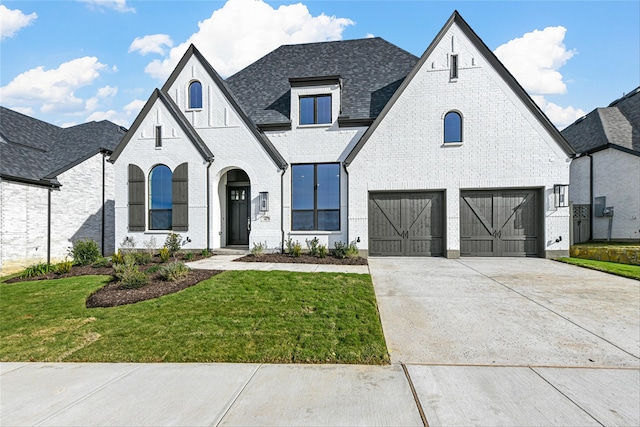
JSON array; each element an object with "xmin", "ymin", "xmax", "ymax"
[
  {"xmin": 0, "ymin": 271, "xmax": 389, "ymax": 364},
  {"xmin": 556, "ymin": 257, "xmax": 640, "ymax": 280}
]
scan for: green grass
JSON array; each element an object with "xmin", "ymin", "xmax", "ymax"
[
  {"xmin": 0, "ymin": 271, "xmax": 389, "ymax": 364},
  {"xmin": 557, "ymin": 258, "xmax": 640, "ymax": 280}
]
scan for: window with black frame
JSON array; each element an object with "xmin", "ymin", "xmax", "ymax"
[
  {"xmin": 299, "ymin": 95, "xmax": 331, "ymax": 125},
  {"xmin": 149, "ymin": 164, "xmax": 172, "ymax": 230},
  {"xmin": 292, "ymin": 163, "xmax": 340, "ymax": 230},
  {"xmin": 189, "ymin": 81, "xmax": 202, "ymax": 109},
  {"xmin": 444, "ymin": 111, "xmax": 462, "ymax": 143}
]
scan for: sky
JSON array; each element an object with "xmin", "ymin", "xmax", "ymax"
[{"xmin": 1, "ymin": 0, "xmax": 638, "ymax": 131}]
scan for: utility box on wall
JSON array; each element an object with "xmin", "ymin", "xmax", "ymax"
[{"xmin": 594, "ymin": 196, "xmax": 606, "ymax": 217}]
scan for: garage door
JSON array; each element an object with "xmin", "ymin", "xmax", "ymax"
[
  {"xmin": 460, "ymin": 189, "xmax": 541, "ymax": 257},
  {"xmin": 369, "ymin": 192, "xmax": 444, "ymax": 256}
]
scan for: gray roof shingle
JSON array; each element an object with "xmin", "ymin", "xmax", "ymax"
[
  {"xmin": 562, "ymin": 87, "xmax": 639, "ymax": 154},
  {"xmin": 0, "ymin": 106, "xmax": 126, "ymax": 186},
  {"xmin": 225, "ymin": 37, "xmax": 419, "ymax": 125}
]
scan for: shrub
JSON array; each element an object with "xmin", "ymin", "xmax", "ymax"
[
  {"xmin": 292, "ymin": 241, "xmax": 302, "ymax": 257},
  {"xmin": 165, "ymin": 233, "xmax": 182, "ymax": 256},
  {"xmin": 69, "ymin": 239, "xmax": 100, "ymax": 266},
  {"xmin": 120, "ymin": 236, "xmax": 136, "ymax": 255},
  {"xmin": 92, "ymin": 256, "xmax": 110, "ymax": 268},
  {"xmin": 145, "ymin": 264, "xmax": 161, "ymax": 274},
  {"xmin": 284, "ymin": 237, "xmax": 294, "ymax": 254},
  {"xmin": 20, "ymin": 262, "xmax": 55, "ymax": 278},
  {"xmin": 317, "ymin": 244, "xmax": 328, "ymax": 258},
  {"xmin": 143, "ymin": 237, "xmax": 157, "ymax": 257},
  {"xmin": 183, "ymin": 252, "xmax": 195, "ymax": 261},
  {"xmin": 159, "ymin": 261, "xmax": 190, "ymax": 282},
  {"xmin": 159, "ymin": 246, "xmax": 171, "ymax": 263},
  {"xmin": 55, "ymin": 260, "xmax": 73, "ymax": 274},
  {"xmin": 111, "ymin": 250, "xmax": 125, "ymax": 265},
  {"xmin": 200, "ymin": 248, "xmax": 213, "ymax": 257},
  {"xmin": 251, "ymin": 241, "xmax": 266, "ymax": 257},
  {"xmin": 306, "ymin": 237, "xmax": 320, "ymax": 257},
  {"xmin": 346, "ymin": 240, "xmax": 360, "ymax": 259},
  {"xmin": 333, "ymin": 241, "xmax": 347, "ymax": 258},
  {"xmin": 133, "ymin": 252, "xmax": 152, "ymax": 265},
  {"xmin": 114, "ymin": 256, "xmax": 148, "ymax": 289}
]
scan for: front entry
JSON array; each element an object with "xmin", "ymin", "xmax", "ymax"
[{"xmin": 227, "ymin": 186, "xmax": 249, "ymax": 245}]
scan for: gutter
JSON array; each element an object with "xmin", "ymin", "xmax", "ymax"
[
  {"xmin": 281, "ymin": 168, "xmax": 286, "ymax": 253},
  {"xmin": 206, "ymin": 158, "xmax": 214, "ymax": 251},
  {"xmin": 47, "ymin": 189, "xmax": 52, "ymax": 264},
  {"xmin": 589, "ymin": 153, "xmax": 593, "ymax": 241},
  {"xmin": 101, "ymin": 152, "xmax": 106, "ymax": 256}
]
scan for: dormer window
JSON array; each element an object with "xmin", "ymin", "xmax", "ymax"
[
  {"xmin": 189, "ymin": 81, "xmax": 202, "ymax": 109},
  {"xmin": 300, "ymin": 95, "xmax": 331, "ymax": 125}
]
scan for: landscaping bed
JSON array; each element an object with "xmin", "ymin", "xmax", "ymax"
[{"xmin": 236, "ymin": 252, "xmax": 367, "ymax": 265}]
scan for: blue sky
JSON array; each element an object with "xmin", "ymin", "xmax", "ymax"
[{"xmin": 1, "ymin": 0, "xmax": 638, "ymax": 130}]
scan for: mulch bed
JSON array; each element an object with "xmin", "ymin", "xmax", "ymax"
[
  {"xmin": 4, "ymin": 253, "xmax": 222, "ymax": 308},
  {"xmin": 235, "ymin": 253, "xmax": 368, "ymax": 265}
]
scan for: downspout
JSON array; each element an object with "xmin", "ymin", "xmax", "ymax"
[
  {"xmin": 47, "ymin": 189, "xmax": 52, "ymax": 264},
  {"xmin": 281, "ymin": 168, "xmax": 286, "ymax": 253},
  {"xmin": 343, "ymin": 163, "xmax": 349, "ymax": 245},
  {"xmin": 206, "ymin": 159, "xmax": 214, "ymax": 251},
  {"xmin": 589, "ymin": 153, "xmax": 593, "ymax": 241},
  {"xmin": 101, "ymin": 152, "xmax": 106, "ymax": 256}
]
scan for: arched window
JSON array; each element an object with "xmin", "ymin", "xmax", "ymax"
[
  {"xmin": 189, "ymin": 81, "xmax": 202, "ymax": 109},
  {"xmin": 149, "ymin": 165, "xmax": 172, "ymax": 230},
  {"xmin": 444, "ymin": 111, "xmax": 462, "ymax": 143}
]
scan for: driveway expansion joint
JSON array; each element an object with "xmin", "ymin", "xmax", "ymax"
[{"xmin": 401, "ymin": 362, "xmax": 429, "ymax": 427}]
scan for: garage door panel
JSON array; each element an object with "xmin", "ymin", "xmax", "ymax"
[
  {"xmin": 461, "ymin": 190, "xmax": 541, "ymax": 257},
  {"xmin": 369, "ymin": 191, "xmax": 444, "ymax": 257}
]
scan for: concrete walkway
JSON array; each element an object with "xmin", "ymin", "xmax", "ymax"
[
  {"xmin": 187, "ymin": 254, "xmax": 370, "ymax": 274},
  {"xmin": 2, "ymin": 257, "xmax": 639, "ymax": 426}
]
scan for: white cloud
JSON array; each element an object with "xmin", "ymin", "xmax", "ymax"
[
  {"xmin": 85, "ymin": 85, "xmax": 118, "ymax": 112},
  {"xmin": 531, "ymin": 96, "xmax": 585, "ymax": 129},
  {"xmin": 61, "ymin": 121, "xmax": 78, "ymax": 128},
  {"xmin": 495, "ymin": 26, "xmax": 584, "ymax": 128},
  {"xmin": 129, "ymin": 34, "xmax": 173, "ymax": 55},
  {"xmin": 0, "ymin": 56, "xmax": 106, "ymax": 114},
  {"xmin": 0, "ymin": 5, "xmax": 37, "ymax": 40},
  {"xmin": 365, "ymin": 33, "xmax": 375, "ymax": 39},
  {"xmin": 124, "ymin": 99, "xmax": 145, "ymax": 116},
  {"xmin": 9, "ymin": 106, "xmax": 34, "ymax": 116},
  {"xmin": 78, "ymin": 0, "xmax": 135, "ymax": 13},
  {"xmin": 142, "ymin": 0, "xmax": 354, "ymax": 80}
]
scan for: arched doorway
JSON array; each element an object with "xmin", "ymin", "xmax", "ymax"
[{"xmin": 226, "ymin": 169, "xmax": 250, "ymax": 246}]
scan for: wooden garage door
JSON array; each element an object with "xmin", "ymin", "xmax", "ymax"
[
  {"xmin": 369, "ymin": 192, "xmax": 444, "ymax": 256},
  {"xmin": 460, "ymin": 189, "xmax": 541, "ymax": 257}
]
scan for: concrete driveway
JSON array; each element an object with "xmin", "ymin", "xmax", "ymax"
[{"xmin": 369, "ymin": 257, "xmax": 640, "ymax": 426}]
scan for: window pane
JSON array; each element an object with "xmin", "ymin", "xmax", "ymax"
[
  {"xmin": 189, "ymin": 81, "xmax": 202, "ymax": 109},
  {"xmin": 316, "ymin": 95, "xmax": 331, "ymax": 124},
  {"xmin": 150, "ymin": 209, "xmax": 172, "ymax": 230},
  {"xmin": 317, "ymin": 163, "xmax": 339, "ymax": 209},
  {"xmin": 300, "ymin": 97, "xmax": 315, "ymax": 125},
  {"xmin": 444, "ymin": 111, "xmax": 462, "ymax": 142},
  {"xmin": 317, "ymin": 210, "xmax": 339, "ymax": 231},
  {"xmin": 292, "ymin": 211, "xmax": 314, "ymax": 231},
  {"xmin": 292, "ymin": 164, "xmax": 314, "ymax": 210},
  {"xmin": 150, "ymin": 165, "xmax": 172, "ymax": 209}
]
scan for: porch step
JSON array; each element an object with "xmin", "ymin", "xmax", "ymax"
[{"xmin": 213, "ymin": 247, "xmax": 250, "ymax": 256}]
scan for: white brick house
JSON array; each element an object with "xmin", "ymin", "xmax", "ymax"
[
  {"xmin": 0, "ymin": 108, "xmax": 125, "ymax": 275},
  {"xmin": 563, "ymin": 87, "xmax": 640, "ymax": 242},
  {"xmin": 111, "ymin": 11, "xmax": 574, "ymax": 258}
]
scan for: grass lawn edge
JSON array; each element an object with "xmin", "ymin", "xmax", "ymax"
[{"xmin": 555, "ymin": 257, "xmax": 640, "ymax": 280}]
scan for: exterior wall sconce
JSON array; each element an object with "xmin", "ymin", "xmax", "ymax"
[
  {"xmin": 259, "ymin": 192, "xmax": 269, "ymax": 212},
  {"xmin": 554, "ymin": 184, "xmax": 569, "ymax": 208}
]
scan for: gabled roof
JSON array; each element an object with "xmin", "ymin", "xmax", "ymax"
[
  {"xmin": 161, "ymin": 44, "xmax": 287, "ymax": 169},
  {"xmin": 562, "ymin": 87, "xmax": 639, "ymax": 156},
  {"xmin": 110, "ymin": 88, "xmax": 214, "ymax": 162},
  {"xmin": 0, "ymin": 106, "xmax": 125, "ymax": 187},
  {"xmin": 344, "ymin": 11, "xmax": 575, "ymax": 166},
  {"xmin": 225, "ymin": 37, "xmax": 419, "ymax": 126}
]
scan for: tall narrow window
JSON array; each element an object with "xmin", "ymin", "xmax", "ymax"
[
  {"xmin": 189, "ymin": 81, "xmax": 202, "ymax": 109},
  {"xmin": 300, "ymin": 95, "xmax": 331, "ymax": 125},
  {"xmin": 444, "ymin": 111, "xmax": 462, "ymax": 143},
  {"xmin": 155, "ymin": 126, "xmax": 162, "ymax": 148},
  {"xmin": 149, "ymin": 165, "xmax": 172, "ymax": 230},
  {"xmin": 450, "ymin": 54, "xmax": 458, "ymax": 79},
  {"xmin": 292, "ymin": 163, "xmax": 340, "ymax": 230}
]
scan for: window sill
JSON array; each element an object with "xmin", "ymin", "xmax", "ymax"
[
  {"xmin": 441, "ymin": 142, "xmax": 463, "ymax": 147},
  {"xmin": 296, "ymin": 123, "xmax": 332, "ymax": 129},
  {"xmin": 186, "ymin": 108, "xmax": 203, "ymax": 112},
  {"xmin": 290, "ymin": 230, "xmax": 341, "ymax": 235}
]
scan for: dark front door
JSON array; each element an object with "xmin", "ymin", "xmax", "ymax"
[
  {"xmin": 368, "ymin": 191, "xmax": 444, "ymax": 256},
  {"xmin": 227, "ymin": 186, "xmax": 249, "ymax": 245},
  {"xmin": 460, "ymin": 189, "xmax": 541, "ymax": 257}
]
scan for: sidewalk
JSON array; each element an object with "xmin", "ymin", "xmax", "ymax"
[{"xmin": 186, "ymin": 254, "xmax": 370, "ymax": 274}]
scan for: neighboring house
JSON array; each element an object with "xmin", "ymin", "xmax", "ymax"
[
  {"xmin": 110, "ymin": 11, "xmax": 574, "ymax": 258},
  {"xmin": 563, "ymin": 87, "xmax": 640, "ymax": 243},
  {"xmin": 0, "ymin": 107, "xmax": 126, "ymax": 275}
]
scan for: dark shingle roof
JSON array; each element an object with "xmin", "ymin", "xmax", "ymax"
[
  {"xmin": 562, "ymin": 87, "xmax": 639, "ymax": 154},
  {"xmin": 0, "ymin": 106, "xmax": 126, "ymax": 186},
  {"xmin": 225, "ymin": 37, "xmax": 419, "ymax": 124}
]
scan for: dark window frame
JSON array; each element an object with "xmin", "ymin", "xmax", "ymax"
[
  {"xmin": 148, "ymin": 164, "xmax": 172, "ymax": 230},
  {"xmin": 291, "ymin": 163, "xmax": 340, "ymax": 231},
  {"xmin": 444, "ymin": 111, "xmax": 463, "ymax": 143},
  {"xmin": 188, "ymin": 81, "xmax": 203, "ymax": 109},
  {"xmin": 155, "ymin": 125, "xmax": 162, "ymax": 148},
  {"xmin": 450, "ymin": 54, "xmax": 459, "ymax": 79},
  {"xmin": 299, "ymin": 94, "xmax": 332, "ymax": 125}
]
